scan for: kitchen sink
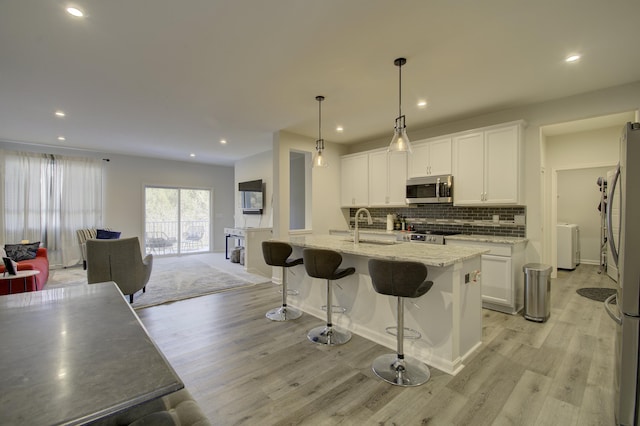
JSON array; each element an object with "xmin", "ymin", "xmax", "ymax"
[{"xmin": 344, "ymin": 238, "xmax": 398, "ymax": 246}]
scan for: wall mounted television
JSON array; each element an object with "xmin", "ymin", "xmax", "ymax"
[{"xmin": 238, "ymin": 179, "xmax": 264, "ymax": 215}]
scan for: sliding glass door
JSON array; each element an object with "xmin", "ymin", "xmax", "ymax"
[{"xmin": 144, "ymin": 186, "xmax": 211, "ymax": 255}]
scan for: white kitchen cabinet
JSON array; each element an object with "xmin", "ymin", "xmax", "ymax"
[
  {"xmin": 407, "ymin": 137, "xmax": 452, "ymax": 178},
  {"xmin": 368, "ymin": 149, "xmax": 407, "ymax": 206},
  {"xmin": 452, "ymin": 122, "xmax": 523, "ymax": 205},
  {"xmin": 446, "ymin": 238, "xmax": 526, "ymax": 314},
  {"xmin": 340, "ymin": 153, "xmax": 369, "ymax": 207},
  {"xmin": 452, "ymin": 132, "xmax": 484, "ymax": 204},
  {"xmin": 482, "ymin": 254, "xmax": 513, "ymax": 309}
]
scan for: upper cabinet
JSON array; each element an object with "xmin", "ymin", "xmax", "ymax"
[
  {"xmin": 368, "ymin": 149, "xmax": 407, "ymax": 206},
  {"xmin": 407, "ymin": 137, "xmax": 452, "ymax": 178},
  {"xmin": 340, "ymin": 149, "xmax": 407, "ymax": 208},
  {"xmin": 452, "ymin": 122, "xmax": 524, "ymax": 205},
  {"xmin": 340, "ymin": 153, "xmax": 369, "ymax": 207},
  {"xmin": 340, "ymin": 120, "xmax": 524, "ymax": 208}
]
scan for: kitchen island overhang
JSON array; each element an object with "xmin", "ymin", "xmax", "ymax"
[{"xmin": 272, "ymin": 235, "xmax": 489, "ymax": 375}]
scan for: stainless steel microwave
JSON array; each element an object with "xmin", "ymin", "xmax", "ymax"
[{"xmin": 406, "ymin": 175, "xmax": 453, "ymax": 204}]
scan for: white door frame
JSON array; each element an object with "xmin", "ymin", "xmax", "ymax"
[{"xmin": 549, "ymin": 162, "xmax": 616, "ymax": 276}]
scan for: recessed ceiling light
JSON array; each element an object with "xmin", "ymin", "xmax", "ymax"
[
  {"xmin": 417, "ymin": 100, "xmax": 428, "ymax": 108},
  {"xmin": 189, "ymin": 153, "xmax": 196, "ymax": 158},
  {"xmin": 565, "ymin": 54, "xmax": 581, "ymax": 63},
  {"xmin": 220, "ymin": 139, "xmax": 227, "ymax": 145},
  {"xmin": 66, "ymin": 7, "xmax": 84, "ymax": 17},
  {"xmin": 336, "ymin": 126, "xmax": 344, "ymax": 133},
  {"xmin": 55, "ymin": 110, "xmax": 66, "ymax": 117},
  {"xmin": 57, "ymin": 136, "xmax": 66, "ymax": 141}
]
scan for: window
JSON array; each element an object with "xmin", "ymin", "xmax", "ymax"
[
  {"xmin": 1, "ymin": 150, "xmax": 102, "ymax": 267},
  {"xmin": 144, "ymin": 186, "xmax": 211, "ymax": 255}
]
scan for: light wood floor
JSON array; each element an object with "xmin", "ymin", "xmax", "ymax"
[{"xmin": 137, "ymin": 263, "xmax": 617, "ymax": 425}]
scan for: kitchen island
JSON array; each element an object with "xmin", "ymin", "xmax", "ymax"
[{"xmin": 275, "ymin": 234, "xmax": 488, "ymax": 375}]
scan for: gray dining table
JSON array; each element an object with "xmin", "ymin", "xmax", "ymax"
[{"xmin": 0, "ymin": 281, "xmax": 183, "ymax": 425}]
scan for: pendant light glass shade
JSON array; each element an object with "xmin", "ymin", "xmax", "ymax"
[
  {"xmin": 388, "ymin": 57, "xmax": 413, "ymax": 153},
  {"xmin": 313, "ymin": 95, "xmax": 329, "ymax": 168},
  {"xmin": 389, "ymin": 115, "xmax": 412, "ymax": 153},
  {"xmin": 312, "ymin": 139, "xmax": 328, "ymax": 168}
]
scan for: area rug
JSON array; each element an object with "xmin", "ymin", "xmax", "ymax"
[
  {"xmin": 45, "ymin": 257, "xmax": 270, "ymax": 309},
  {"xmin": 576, "ymin": 287, "xmax": 616, "ymax": 303}
]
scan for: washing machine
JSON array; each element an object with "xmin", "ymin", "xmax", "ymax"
[{"xmin": 557, "ymin": 223, "xmax": 580, "ymax": 270}]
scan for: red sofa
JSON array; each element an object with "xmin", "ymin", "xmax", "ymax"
[{"xmin": 0, "ymin": 248, "xmax": 49, "ymax": 295}]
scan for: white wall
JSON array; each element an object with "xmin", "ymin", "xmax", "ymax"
[
  {"xmin": 233, "ymin": 150, "xmax": 273, "ymax": 229},
  {"xmin": 102, "ymin": 153, "xmax": 235, "ymax": 252},
  {"xmin": 0, "ymin": 141, "xmax": 235, "ymax": 253},
  {"xmin": 272, "ymin": 131, "xmax": 348, "ymax": 238},
  {"xmin": 347, "ymin": 81, "xmax": 640, "ymax": 265},
  {"xmin": 545, "ymin": 126, "xmax": 621, "ymax": 169}
]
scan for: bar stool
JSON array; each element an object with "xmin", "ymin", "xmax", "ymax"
[
  {"xmin": 262, "ymin": 241, "xmax": 303, "ymax": 321},
  {"xmin": 302, "ymin": 248, "xmax": 355, "ymax": 345},
  {"xmin": 368, "ymin": 258, "xmax": 434, "ymax": 386}
]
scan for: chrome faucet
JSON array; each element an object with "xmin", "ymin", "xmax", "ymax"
[{"xmin": 353, "ymin": 208, "xmax": 373, "ymax": 244}]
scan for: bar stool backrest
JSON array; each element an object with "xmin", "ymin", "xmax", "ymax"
[
  {"xmin": 302, "ymin": 248, "xmax": 345, "ymax": 280},
  {"xmin": 262, "ymin": 241, "xmax": 294, "ymax": 267},
  {"xmin": 368, "ymin": 259, "xmax": 432, "ymax": 298}
]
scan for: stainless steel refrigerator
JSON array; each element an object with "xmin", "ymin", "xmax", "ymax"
[{"xmin": 605, "ymin": 121, "xmax": 640, "ymax": 426}]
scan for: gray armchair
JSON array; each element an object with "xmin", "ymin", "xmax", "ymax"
[{"xmin": 86, "ymin": 237, "xmax": 153, "ymax": 303}]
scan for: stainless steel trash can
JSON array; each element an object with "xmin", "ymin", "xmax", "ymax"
[{"xmin": 523, "ymin": 263, "xmax": 552, "ymax": 322}]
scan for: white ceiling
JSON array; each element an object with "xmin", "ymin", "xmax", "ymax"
[{"xmin": 1, "ymin": 1, "xmax": 639, "ymax": 166}]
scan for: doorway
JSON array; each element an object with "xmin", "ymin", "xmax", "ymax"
[
  {"xmin": 555, "ymin": 166, "xmax": 615, "ymax": 266},
  {"xmin": 541, "ymin": 111, "xmax": 634, "ymax": 275},
  {"xmin": 289, "ymin": 150, "xmax": 312, "ymax": 231}
]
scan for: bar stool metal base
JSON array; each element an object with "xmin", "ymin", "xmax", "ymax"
[
  {"xmin": 266, "ymin": 306, "xmax": 302, "ymax": 321},
  {"xmin": 307, "ymin": 325, "xmax": 351, "ymax": 346},
  {"xmin": 372, "ymin": 354, "xmax": 431, "ymax": 387}
]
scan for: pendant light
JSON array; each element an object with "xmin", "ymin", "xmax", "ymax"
[
  {"xmin": 388, "ymin": 57, "xmax": 412, "ymax": 153},
  {"xmin": 312, "ymin": 95, "xmax": 328, "ymax": 168}
]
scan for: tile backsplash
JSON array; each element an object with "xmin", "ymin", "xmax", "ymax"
[{"xmin": 348, "ymin": 205, "xmax": 526, "ymax": 237}]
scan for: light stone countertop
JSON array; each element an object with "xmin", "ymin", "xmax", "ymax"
[
  {"xmin": 282, "ymin": 234, "xmax": 488, "ymax": 268},
  {"xmin": 329, "ymin": 228, "xmax": 398, "ymax": 235},
  {"xmin": 445, "ymin": 234, "xmax": 528, "ymax": 245},
  {"xmin": 331, "ymin": 229, "xmax": 528, "ymax": 245}
]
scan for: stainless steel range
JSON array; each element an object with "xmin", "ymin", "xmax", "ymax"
[{"xmin": 408, "ymin": 230, "xmax": 459, "ymax": 245}]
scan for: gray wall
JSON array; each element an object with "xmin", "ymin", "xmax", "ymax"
[
  {"xmin": 0, "ymin": 142, "xmax": 235, "ymax": 253},
  {"xmin": 102, "ymin": 153, "xmax": 234, "ymax": 252}
]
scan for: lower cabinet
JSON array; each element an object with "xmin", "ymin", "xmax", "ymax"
[
  {"xmin": 481, "ymin": 254, "xmax": 513, "ymax": 310},
  {"xmin": 446, "ymin": 239, "xmax": 526, "ymax": 314}
]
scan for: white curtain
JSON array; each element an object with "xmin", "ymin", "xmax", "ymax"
[{"xmin": 0, "ymin": 150, "xmax": 102, "ymax": 267}]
